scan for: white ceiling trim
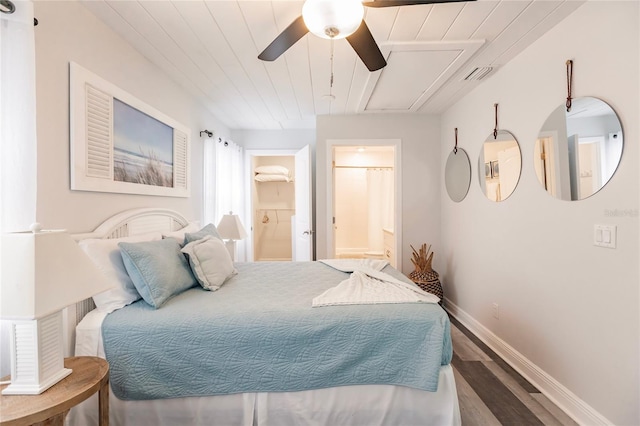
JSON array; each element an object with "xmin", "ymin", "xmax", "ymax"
[{"xmin": 357, "ymin": 39, "xmax": 485, "ymax": 114}]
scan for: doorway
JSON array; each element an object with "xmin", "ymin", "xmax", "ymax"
[
  {"xmin": 326, "ymin": 140, "xmax": 401, "ymax": 268},
  {"xmin": 250, "ymin": 153, "xmax": 295, "ymax": 261},
  {"xmin": 244, "ymin": 147, "xmax": 313, "ymax": 262}
]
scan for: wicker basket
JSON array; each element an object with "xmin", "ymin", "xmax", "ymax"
[
  {"xmin": 409, "ymin": 244, "xmax": 443, "ymax": 304},
  {"xmin": 409, "ymin": 270, "xmax": 443, "ymax": 302}
]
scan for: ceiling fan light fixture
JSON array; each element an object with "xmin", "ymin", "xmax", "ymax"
[{"xmin": 302, "ymin": 0, "xmax": 364, "ymax": 40}]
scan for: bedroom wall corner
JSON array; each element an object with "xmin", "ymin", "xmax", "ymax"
[
  {"xmin": 33, "ymin": 0, "xmax": 229, "ymax": 233},
  {"xmin": 439, "ymin": 2, "xmax": 639, "ymax": 424}
]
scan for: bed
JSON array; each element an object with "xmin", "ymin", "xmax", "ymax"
[{"xmin": 67, "ymin": 208, "xmax": 460, "ymax": 426}]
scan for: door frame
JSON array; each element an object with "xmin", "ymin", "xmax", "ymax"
[
  {"xmin": 325, "ymin": 139, "xmax": 402, "ymax": 267},
  {"xmin": 244, "ymin": 149, "xmax": 298, "ymax": 262}
]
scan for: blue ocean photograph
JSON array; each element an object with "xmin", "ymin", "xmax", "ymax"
[{"xmin": 113, "ymin": 98, "xmax": 174, "ymax": 187}]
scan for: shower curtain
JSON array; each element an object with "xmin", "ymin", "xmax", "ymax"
[{"xmin": 366, "ymin": 169, "xmax": 394, "ymax": 253}]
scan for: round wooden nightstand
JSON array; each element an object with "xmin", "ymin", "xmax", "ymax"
[{"xmin": 0, "ymin": 356, "xmax": 109, "ymax": 426}]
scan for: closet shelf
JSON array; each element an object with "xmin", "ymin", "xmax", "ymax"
[{"xmin": 255, "ymin": 179, "xmax": 294, "ymax": 183}]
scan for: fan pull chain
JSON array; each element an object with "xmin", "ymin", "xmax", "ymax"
[
  {"xmin": 566, "ymin": 59, "xmax": 573, "ymax": 112},
  {"xmin": 493, "ymin": 103, "xmax": 499, "ymax": 139},
  {"xmin": 329, "ymin": 38, "xmax": 335, "ymax": 98},
  {"xmin": 454, "ymin": 128, "xmax": 458, "ymax": 154}
]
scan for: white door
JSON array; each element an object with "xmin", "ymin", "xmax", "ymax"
[{"xmin": 293, "ymin": 145, "xmax": 312, "ymax": 261}]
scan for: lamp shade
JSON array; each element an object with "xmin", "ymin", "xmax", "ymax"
[
  {"xmin": 217, "ymin": 213, "xmax": 248, "ymax": 241},
  {"xmin": 302, "ymin": 0, "xmax": 364, "ymax": 39},
  {"xmin": 0, "ymin": 228, "xmax": 113, "ymax": 320}
]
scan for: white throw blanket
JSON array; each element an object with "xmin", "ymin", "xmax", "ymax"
[{"xmin": 313, "ymin": 259, "xmax": 440, "ymax": 307}]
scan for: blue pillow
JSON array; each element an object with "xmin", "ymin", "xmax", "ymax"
[
  {"xmin": 119, "ymin": 238, "xmax": 197, "ymax": 309},
  {"xmin": 184, "ymin": 223, "xmax": 222, "ymax": 245}
]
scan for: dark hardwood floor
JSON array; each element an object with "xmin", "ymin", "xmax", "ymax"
[{"xmin": 449, "ymin": 316, "xmax": 578, "ymax": 426}]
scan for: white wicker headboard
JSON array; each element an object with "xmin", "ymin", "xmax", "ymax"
[
  {"xmin": 72, "ymin": 207, "xmax": 189, "ymax": 241},
  {"xmin": 67, "ymin": 208, "xmax": 190, "ymax": 355}
]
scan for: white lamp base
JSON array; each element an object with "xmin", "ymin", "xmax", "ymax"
[
  {"xmin": 2, "ymin": 368, "xmax": 71, "ymax": 395},
  {"xmin": 224, "ymin": 239, "xmax": 237, "ymax": 261},
  {"xmin": 2, "ymin": 311, "xmax": 71, "ymax": 395}
]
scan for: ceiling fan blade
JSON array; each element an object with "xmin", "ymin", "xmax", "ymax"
[
  {"xmin": 346, "ymin": 21, "xmax": 387, "ymax": 72},
  {"xmin": 258, "ymin": 15, "xmax": 309, "ymax": 62},
  {"xmin": 363, "ymin": 0, "xmax": 475, "ymax": 7}
]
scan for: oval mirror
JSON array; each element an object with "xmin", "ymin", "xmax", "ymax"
[
  {"xmin": 477, "ymin": 130, "xmax": 522, "ymax": 202},
  {"xmin": 445, "ymin": 148, "xmax": 471, "ymax": 202},
  {"xmin": 534, "ymin": 97, "xmax": 623, "ymax": 200}
]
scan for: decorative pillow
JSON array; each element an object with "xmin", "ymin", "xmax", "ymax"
[
  {"xmin": 254, "ymin": 165, "xmax": 290, "ymax": 176},
  {"xmin": 119, "ymin": 238, "xmax": 197, "ymax": 309},
  {"xmin": 162, "ymin": 222, "xmax": 201, "ymax": 246},
  {"xmin": 184, "ymin": 223, "xmax": 222, "ymax": 245},
  {"xmin": 79, "ymin": 232, "xmax": 162, "ymax": 313},
  {"xmin": 181, "ymin": 235, "xmax": 237, "ymax": 291}
]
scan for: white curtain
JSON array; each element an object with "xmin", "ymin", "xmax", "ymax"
[
  {"xmin": 203, "ymin": 136, "xmax": 246, "ymax": 261},
  {"xmin": 203, "ymin": 137, "xmax": 216, "ymax": 226},
  {"xmin": 366, "ymin": 169, "xmax": 394, "ymax": 253},
  {"xmin": 0, "ymin": 0, "xmax": 38, "ymax": 378}
]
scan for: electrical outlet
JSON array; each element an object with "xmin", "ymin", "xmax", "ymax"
[{"xmin": 492, "ymin": 303, "xmax": 500, "ymax": 319}]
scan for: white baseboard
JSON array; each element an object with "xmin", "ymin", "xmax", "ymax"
[{"xmin": 443, "ymin": 297, "xmax": 613, "ymax": 426}]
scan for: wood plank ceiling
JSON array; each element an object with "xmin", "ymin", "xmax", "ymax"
[{"xmin": 80, "ymin": 0, "xmax": 584, "ymax": 130}]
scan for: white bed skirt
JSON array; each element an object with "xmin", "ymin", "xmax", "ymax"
[
  {"xmin": 69, "ymin": 311, "xmax": 460, "ymax": 426},
  {"xmin": 68, "ymin": 366, "xmax": 459, "ymax": 426}
]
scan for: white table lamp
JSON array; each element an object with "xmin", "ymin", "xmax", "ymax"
[
  {"xmin": 0, "ymin": 225, "xmax": 113, "ymax": 395},
  {"xmin": 217, "ymin": 212, "xmax": 247, "ymax": 261}
]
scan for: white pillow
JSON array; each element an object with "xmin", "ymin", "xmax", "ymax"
[
  {"xmin": 254, "ymin": 173, "xmax": 291, "ymax": 182},
  {"xmin": 161, "ymin": 222, "xmax": 201, "ymax": 246},
  {"xmin": 254, "ymin": 165, "xmax": 290, "ymax": 176},
  {"xmin": 181, "ymin": 235, "xmax": 237, "ymax": 291},
  {"xmin": 79, "ymin": 232, "xmax": 162, "ymax": 313}
]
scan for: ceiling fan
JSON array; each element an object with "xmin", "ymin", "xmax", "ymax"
[{"xmin": 258, "ymin": 0, "xmax": 476, "ymax": 72}]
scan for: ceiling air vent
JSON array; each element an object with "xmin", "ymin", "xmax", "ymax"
[{"xmin": 463, "ymin": 66, "xmax": 493, "ymax": 81}]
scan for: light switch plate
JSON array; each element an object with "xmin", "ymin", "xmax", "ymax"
[{"xmin": 594, "ymin": 225, "xmax": 617, "ymax": 248}]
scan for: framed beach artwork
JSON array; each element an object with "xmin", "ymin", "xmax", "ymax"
[{"xmin": 70, "ymin": 62, "xmax": 190, "ymax": 197}]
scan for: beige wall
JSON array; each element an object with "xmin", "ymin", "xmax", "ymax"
[
  {"xmin": 33, "ymin": 1, "xmax": 229, "ymax": 233},
  {"xmin": 440, "ymin": 2, "xmax": 639, "ymax": 424},
  {"xmin": 231, "ymin": 129, "xmax": 315, "ymax": 151}
]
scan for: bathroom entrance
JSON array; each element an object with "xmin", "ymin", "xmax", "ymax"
[{"xmin": 331, "ymin": 144, "xmax": 398, "ymax": 268}]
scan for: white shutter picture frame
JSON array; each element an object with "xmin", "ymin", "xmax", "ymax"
[{"xmin": 70, "ymin": 62, "xmax": 190, "ymax": 198}]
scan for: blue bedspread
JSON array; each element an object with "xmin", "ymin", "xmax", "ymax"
[{"xmin": 102, "ymin": 261, "xmax": 452, "ymax": 400}]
